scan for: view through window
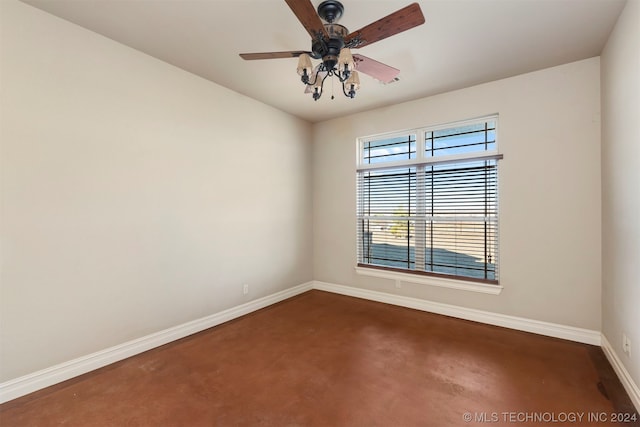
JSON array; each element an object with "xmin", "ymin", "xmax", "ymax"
[{"xmin": 356, "ymin": 116, "xmax": 502, "ymax": 283}]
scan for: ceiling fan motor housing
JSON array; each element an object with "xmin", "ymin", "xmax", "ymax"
[
  {"xmin": 313, "ymin": 0, "xmax": 348, "ymax": 68},
  {"xmin": 312, "ymin": 23, "xmax": 348, "ymax": 69}
]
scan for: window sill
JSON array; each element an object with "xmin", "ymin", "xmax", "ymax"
[{"xmin": 354, "ymin": 266, "xmax": 503, "ymax": 295}]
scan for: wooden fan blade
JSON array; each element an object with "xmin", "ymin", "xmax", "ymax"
[
  {"xmin": 284, "ymin": 0, "xmax": 329, "ymax": 41},
  {"xmin": 345, "ymin": 3, "xmax": 425, "ymax": 49},
  {"xmin": 240, "ymin": 51, "xmax": 311, "ymax": 60},
  {"xmin": 353, "ymin": 54, "xmax": 400, "ymax": 84}
]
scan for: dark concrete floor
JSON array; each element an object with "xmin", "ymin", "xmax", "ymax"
[{"xmin": 1, "ymin": 290, "xmax": 638, "ymax": 426}]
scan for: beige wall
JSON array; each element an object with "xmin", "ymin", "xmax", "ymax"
[
  {"xmin": 313, "ymin": 58, "xmax": 602, "ymax": 330},
  {"xmin": 0, "ymin": 0, "xmax": 313, "ymax": 381},
  {"xmin": 0, "ymin": 0, "xmax": 626, "ymax": 393},
  {"xmin": 601, "ymin": 0, "xmax": 640, "ymax": 389}
]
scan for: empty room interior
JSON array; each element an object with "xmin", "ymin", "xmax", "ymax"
[{"xmin": 1, "ymin": 0, "xmax": 639, "ymax": 425}]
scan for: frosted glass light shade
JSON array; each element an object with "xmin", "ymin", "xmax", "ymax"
[
  {"xmin": 297, "ymin": 54, "xmax": 312, "ymax": 76},
  {"xmin": 346, "ymin": 70, "xmax": 360, "ymax": 90},
  {"xmin": 338, "ymin": 48, "xmax": 355, "ymax": 73}
]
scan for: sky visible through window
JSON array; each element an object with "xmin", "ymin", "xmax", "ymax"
[
  {"xmin": 358, "ymin": 119, "xmax": 499, "ymax": 281},
  {"xmin": 362, "ymin": 121, "xmax": 497, "ymax": 216},
  {"xmin": 363, "ymin": 121, "xmax": 495, "ymax": 165}
]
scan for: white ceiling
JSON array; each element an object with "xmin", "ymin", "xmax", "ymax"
[{"xmin": 21, "ymin": 0, "xmax": 626, "ymax": 123}]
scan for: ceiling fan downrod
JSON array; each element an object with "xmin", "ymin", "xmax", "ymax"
[{"xmin": 317, "ymin": 0, "xmax": 344, "ymax": 24}]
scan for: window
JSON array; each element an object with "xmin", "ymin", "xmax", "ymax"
[{"xmin": 356, "ymin": 116, "xmax": 502, "ymax": 284}]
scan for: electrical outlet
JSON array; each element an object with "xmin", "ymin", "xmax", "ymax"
[
  {"xmin": 243, "ymin": 284, "xmax": 249, "ymax": 295},
  {"xmin": 395, "ymin": 279, "xmax": 401, "ymax": 289},
  {"xmin": 622, "ymin": 333, "xmax": 631, "ymax": 357}
]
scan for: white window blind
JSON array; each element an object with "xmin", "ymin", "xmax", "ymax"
[{"xmin": 357, "ymin": 117, "xmax": 502, "ymax": 284}]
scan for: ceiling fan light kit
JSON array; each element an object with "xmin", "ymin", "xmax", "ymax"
[
  {"xmin": 240, "ymin": 0, "xmax": 425, "ymax": 101},
  {"xmin": 296, "ymin": 49, "xmax": 359, "ymax": 100}
]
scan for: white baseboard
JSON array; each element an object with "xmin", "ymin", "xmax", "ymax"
[
  {"xmin": 601, "ymin": 334, "xmax": 640, "ymax": 412},
  {"xmin": 0, "ymin": 280, "xmax": 614, "ymax": 405},
  {"xmin": 312, "ymin": 281, "xmax": 602, "ymax": 345},
  {"xmin": 0, "ymin": 281, "xmax": 314, "ymax": 404}
]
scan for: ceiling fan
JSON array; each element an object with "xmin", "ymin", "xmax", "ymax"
[{"xmin": 239, "ymin": 0, "xmax": 425, "ymax": 101}]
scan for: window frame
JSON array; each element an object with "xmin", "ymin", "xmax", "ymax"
[{"xmin": 356, "ymin": 115, "xmax": 503, "ymax": 294}]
